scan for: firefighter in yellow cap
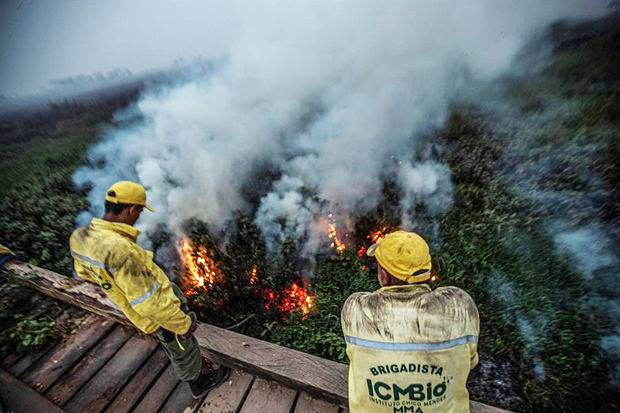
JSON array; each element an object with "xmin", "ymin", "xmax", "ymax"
[
  {"xmin": 341, "ymin": 231, "xmax": 480, "ymax": 413},
  {"xmin": 69, "ymin": 180, "xmax": 229, "ymax": 398}
]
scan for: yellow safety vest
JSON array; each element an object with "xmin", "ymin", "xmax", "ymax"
[
  {"xmin": 341, "ymin": 284, "xmax": 479, "ymax": 413},
  {"xmin": 70, "ymin": 218, "xmax": 191, "ymax": 335},
  {"xmin": 0, "ymin": 245, "xmax": 15, "ymax": 256}
]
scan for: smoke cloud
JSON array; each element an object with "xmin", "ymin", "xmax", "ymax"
[{"xmin": 74, "ymin": 1, "xmax": 608, "ymax": 260}]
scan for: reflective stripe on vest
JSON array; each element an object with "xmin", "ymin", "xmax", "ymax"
[
  {"xmin": 129, "ymin": 281, "xmax": 160, "ymax": 307},
  {"xmin": 71, "ymin": 251, "xmax": 115, "ymax": 274},
  {"xmin": 345, "ymin": 335, "xmax": 478, "ymax": 351}
]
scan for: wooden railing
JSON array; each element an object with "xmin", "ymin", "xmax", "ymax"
[{"xmin": 3, "ymin": 261, "xmax": 511, "ymax": 412}]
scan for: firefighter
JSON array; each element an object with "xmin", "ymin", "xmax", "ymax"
[
  {"xmin": 0, "ymin": 244, "xmax": 15, "ymax": 268},
  {"xmin": 69, "ymin": 180, "xmax": 229, "ymax": 398},
  {"xmin": 341, "ymin": 231, "xmax": 480, "ymax": 413}
]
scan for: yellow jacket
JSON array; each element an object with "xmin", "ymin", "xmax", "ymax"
[
  {"xmin": 0, "ymin": 245, "xmax": 15, "ymax": 256},
  {"xmin": 69, "ymin": 218, "xmax": 191, "ymax": 335},
  {"xmin": 341, "ymin": 284, "xmax": 479, "ymax": 413}
]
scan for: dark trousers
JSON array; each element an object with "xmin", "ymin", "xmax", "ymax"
[{"xmin": 153, "ymin": 283, "xmax": 202, "ymax": 382}]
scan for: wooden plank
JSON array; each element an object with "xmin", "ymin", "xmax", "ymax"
[
  {"xmin": 4, "ymin": 261, "xmax": 513, "ymax": 413},
  {"xmin": 63, "ymin": 335, "xmax": 158, "ymax": 412},
  {"xmin": 197, "ymin": 369, "xmax": 254, "ymax": 413},
  {"xmin": 22, "ymin": 314, "xmax": 117, "ymax": 393},
  {"xmin": 5, "ymin": 261, "xmax": 349, "ymax": 403},
  {"xmin": 5, "ymin": 261, "xmax": 133, "ymax": 327},
  {"xmin": 0, "ymin": 369, "xmax": 64, "ymax": 413},
  {"xmin": 159, "ymin": 380, "xmax": 196, "ymax": 413},
  {"xmin": 295, "ymin": 392, "xmax": 340, "ymax": 413},
  {"xmin": 45, "ymin": 325, "xmax": 134, "ymax": 405},
  {"xmin": 103, "ymin": 348, "xmax": 169, "ymax": 413},
  {"xmin": 8, "ymin": 340, "xmax": 58, "ymax": 377},
  {"xmin": 132, "ymin": 363, "xmax": 180, "ymax": 413},
  {"xmin": 0, "ymin": 351, "xmax": 24, "ymax": 370},
  {"xmin": 239, "ymin": 378, "xmax": 297, "ymax": 413},
  {"xmin": 470, "ymin": 401, "xmax": 513, "ymax": 413},
  {"xmin": 193, "ymin": 321, "xmax": 349, "ymax": 405}
]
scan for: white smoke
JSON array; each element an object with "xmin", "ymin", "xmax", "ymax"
[
  {"xmin": 74, "ymin": 1, "xmax": 608, "ymax": 256},
  {"xmin": 554, "ymin": 222, "xmax": 620, "ymax": 383},
  {"xmin": 399, "ymin": 161, "xmax": 454, "ymax": 228}
]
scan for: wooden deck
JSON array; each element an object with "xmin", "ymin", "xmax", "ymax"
[
  {"xmin": 0, "ymin": 311, "xmax": 346, "ymax": 413},
  {"xmin": 2, "ymin": 261, "xmax": 511, "ymax": 413}
]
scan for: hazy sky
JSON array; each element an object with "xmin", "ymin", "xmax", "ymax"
[
  {"xmin": 0, "ymin": 0, "xmax": 245, "ymax": 97},
  {"xmin": 0, "ymin": 0, "xmax": 608, "ymax": 98}
]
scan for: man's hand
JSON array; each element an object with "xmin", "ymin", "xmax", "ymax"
[{"xmin": 181, "ymin": 311, "xmax": 198, "ymax": 338}]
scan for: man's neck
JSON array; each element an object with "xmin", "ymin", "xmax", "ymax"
[{"xmin": 102, "ymin": 213, "xmax": 132, "ymax": 225}]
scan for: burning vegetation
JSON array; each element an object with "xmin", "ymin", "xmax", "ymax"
[
  {"xmin": 178, "ymin": 217, "xmax": 441, "ymax": 324},
  {"xmin": 179, "ymin": 233, "xmax": 315, "ymax": 320},
  {"xmin": 327, "ymin": 213, "xmax": 346, "ymax": 254},
  {"xmin": 180, "ymin": 239, "xmax": 220, "ymax": 289}
]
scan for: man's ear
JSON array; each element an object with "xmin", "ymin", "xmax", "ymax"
[{"xmin": 378, "ymin": 266, "xmax": 391, "ymax": 286}]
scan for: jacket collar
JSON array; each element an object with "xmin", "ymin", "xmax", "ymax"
[
  {"xmin": 91, "ymin": 217, "xmax": 141, "ymax": 242},
  {"xmin": 377, "ymin": 283, "xmax": 431, "ymax": 294}
]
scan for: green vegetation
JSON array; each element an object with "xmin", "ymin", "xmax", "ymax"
[
  {"xmin": 263, "ymin": 250, "xmax": 377, "ymax": 363},
  {"xmin": 0, "ymin": 105, "xmax": 120, "ymax": 274},
  {"xmin": 0, "ymin": 271, "xmax": 56, "ymax": 353},
  {"xmin": 0, "ymin": 100, "xmax": 132, "ymax": 354},
  {"xmin": 435, "ymin": 108, "xmax": 609, "ymax": 411}
]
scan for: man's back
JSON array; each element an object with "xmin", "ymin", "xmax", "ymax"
[
  {"xmin": 341, "ymin": 284, "xmax": 479, "ymax": 413},
  {"xmin": 70, "ymin": 217, "xmax": 190, "ymax": 335}
]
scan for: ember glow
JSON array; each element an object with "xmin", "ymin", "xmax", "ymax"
[
  {"xmin": 264, "ymin": 282, "xmax": 315, "ymax": 318},
  {"xmin": 250, "ymin": 265, "xmax": 258, "ymax": 285},
  {"xmin": 180, "ymin": 239, "xmax": 222, "ymax": 290},
  {"xmin": 357, "ymin": 245, "xmax": 366, "ymax": 258},
  {"xmin": 179, "ymin": 239, "xmax": 314, "ymax": 318},
  {"xmin": 368, "ymin": 226, "xmax": 390, "ymax": 244},
  {"xmin": 327, "ymin": 213, "xmax": 346, "ymax": 254}
]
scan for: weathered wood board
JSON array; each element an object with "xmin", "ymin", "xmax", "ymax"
[
  {"xmin": 295, "ymin": 391, "xmax": 340, "ymax": 413},
  {"xmin": 159, "ymin": 380, "xmax": 196, "ymax": 413},
  {"xmin": 22, "ymin": 314, "xmax": 117, "ymax": 393},
  {"xmin": 5, "ymin": 261, "xmax": 513, "ymax": 413},
  {"xmin": 63, "ymin": 335, "xmax": 157, "ymax": 412},
  {"xmin": 132, "ymin": 363, "xmax": 180, "ymax": 413},
  {"xmin": 103, "ymin": 348, "xmax": 169, "ymax": 413},
  {"xmin": 239, "ymin": 378, "xmax": 298, "ymax": 413},
  {"xmin": 0, "ymin": 369, "xmax": 64, "ymax": 413},
  {"xmin": 471, "ymin": 401, "xmax": 513, "ymax": 413},
  {"xmin": 193, "ymin": 322, "xmax": 349, "ymax": 405},
  {"xmin": 197, "ymin": 369, "xmax": 255, "ymax": 412},
  {"xmin": 45, "ymin": 325, "xmax": 134, "ymax": 405},
  {"xmin": 8, "ymin": 341, "xmax": 58, "ymax": 378}
]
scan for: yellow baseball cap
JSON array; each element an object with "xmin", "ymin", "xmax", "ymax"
[
  {"xmin": 104, "ymin": 181, "xmax": 155, "ymax": 212},
  {"xmin": 367, "ymin": 231, "xmax": 431, "ymax": 283}
]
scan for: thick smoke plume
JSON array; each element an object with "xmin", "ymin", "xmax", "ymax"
[{"xmin": 74, "ymin": 1, "xmax": 607, "ymax": 260}]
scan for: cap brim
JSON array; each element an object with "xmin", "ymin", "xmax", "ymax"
[
  {"xmin": 367, "ymin": 243, "xmax": 378, "ymax": 256},
  {"xmin": 144, "ymin": 204, "xmax": 155, "ymax": 212}
]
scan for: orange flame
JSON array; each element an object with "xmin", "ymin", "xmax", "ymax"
[
  {"xmin": 327, "ymin": 213, "xmax": 346, "ymax": 253},
  {"xmin": 181, "ymin": 239, "xmax": 222, "ymax": 290},
  {"xmin": 250, "ymin": 265, "xmax": 258, "ymax": 285},
  {"xmin": 368, "ymin": 226, "xmax": 389, "ymax": 244},
  {"xmin": 264, "ymin": 281, "xmax": 315, "ymax": 318},
  {"xmin": 280, "ymin": 282, "xmax": 314, "ymax": 316}
]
